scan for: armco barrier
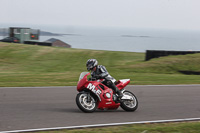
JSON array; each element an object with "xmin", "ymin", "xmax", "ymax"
[{"xmin": 145, "ymin": 50, "xmax": 200, "ymax": 61}]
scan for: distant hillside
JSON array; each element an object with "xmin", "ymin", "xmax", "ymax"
[
  {"xmin": 0, "ymin": 28, "xmax": 71, "ymax": 36},
  {"xmin": 39, "ymin": 31, "xmax": 67, "ymax": 36}
]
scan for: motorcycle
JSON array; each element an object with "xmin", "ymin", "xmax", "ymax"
[{"xmin": 76, "ymin": 72, "xmax": 138, "ymax": 113}]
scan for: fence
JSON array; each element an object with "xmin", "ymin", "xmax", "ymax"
[
  {"xmin": 145, "ymin": 50, "xmax": 200, "ymax": 61},
  {"xmin": 24, "ymin": 41, "xmax": 52, "ymax": 46}
]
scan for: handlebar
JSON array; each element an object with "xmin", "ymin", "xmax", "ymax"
[{"xmin": 88, "ymin": 78, "xmax": 97, "ymax": 81}]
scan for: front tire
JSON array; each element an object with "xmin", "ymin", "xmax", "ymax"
[
  {"xmin": 76, "ymin": 92, "xmax": 97, "ymax": 113},
  {"xmin": 120, "ymin": 90, "xmax": 138, "ymax": 112}
]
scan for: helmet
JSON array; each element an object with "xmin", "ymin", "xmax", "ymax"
[{"xmin": 86, "ymin": 59, "xmax": 98, "ymax": 71}]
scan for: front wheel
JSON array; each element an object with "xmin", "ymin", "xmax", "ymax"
[
  {"xmin": 120, "ymin": 90, "xmax": 138, "ymax": 112},
  {"xmin": 76, "ymin": 92, "xmax": 97, "ymax": 113}
]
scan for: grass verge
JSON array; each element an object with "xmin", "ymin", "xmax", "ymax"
[
  {"xmin": 0, "ymin": 42, "xmax": 200, "ymax": 87},
  {"xmin": 27, "ymin": 121, "xmax": 200, "ymax": 133}
]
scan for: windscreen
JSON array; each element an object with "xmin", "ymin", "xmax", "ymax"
[{"xmin": 79, "ymin": 72, "xmax": 89, "ymax": 81}]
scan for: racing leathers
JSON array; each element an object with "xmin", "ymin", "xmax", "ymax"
[{"xmin": 91, "ymin": 65, "xmax": 123, "ymax": 98}]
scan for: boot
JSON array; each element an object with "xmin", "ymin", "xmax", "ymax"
[
  {"xmin": 110, "ymin": 83, "xmax": 123, "ymax": 99},
  {"xmin": 117, "ymin": 90, "xmax": 123, "ymax": 99}
]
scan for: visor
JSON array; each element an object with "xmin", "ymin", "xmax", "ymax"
[{"xmin": 87, "ymin": 65, "xmax": 93, "ymax": 71}]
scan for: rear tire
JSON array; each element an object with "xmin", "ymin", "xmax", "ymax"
[
  {"xmin": 76, "ymin": 92, "xmax": 97, "ymax": 113},
  {"xmin": 120, "ymin": 90, "xmax": 138, "ymax": 112}
]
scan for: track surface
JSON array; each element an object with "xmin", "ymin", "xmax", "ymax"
[{"xmin": 1, "ymin": 85, "xmax": 200, "ymax": 132}]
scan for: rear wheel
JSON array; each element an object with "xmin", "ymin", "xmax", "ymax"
[
  {"xmin": 76, "ymin": 93, "xmax": 97, "ymax": 113},
  {"xmin": 120, "ymin": 90, "xmax": 138, "ymax": 112}
]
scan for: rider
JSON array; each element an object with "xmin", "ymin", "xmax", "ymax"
[{"xmin": 86, "ymin": 59, "xmax": 123, "ymax": 99}]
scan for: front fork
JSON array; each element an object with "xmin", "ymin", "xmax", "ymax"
[{"xmin": 87, "ymin": 93, "xmax": 91, "ymax": 102}]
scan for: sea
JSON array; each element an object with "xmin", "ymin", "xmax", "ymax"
[{"xmin": 2, "ymin": 27, "xmax": 200, "ymax": 53}]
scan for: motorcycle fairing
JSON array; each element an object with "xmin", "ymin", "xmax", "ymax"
[
  {"xmin": 86, "ymin": 82, "xmax": 102, "ymax": 101},
  {"xmin": 85, "ymin": 81, "xmax": 120, "ymax": 109},
  {"xmin": 77, "ymin": 72, "xmax": 90, "ymax": 91},
  {"xmin": 116, "ymin": 79, "xmax": 130, "ymax": 90}
]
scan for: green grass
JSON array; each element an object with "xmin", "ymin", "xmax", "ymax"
[
  {"xmin": 28, "ymin": 122, "xmax": 200, "ymax": 133},
  {"xmin": 0, "ymin": 42, "xmax": 200, "ymax": 87}
]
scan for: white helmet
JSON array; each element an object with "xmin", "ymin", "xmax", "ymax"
[{"xmin": 86, "ymin": 59, "xmax": 98, "ymax": 71}]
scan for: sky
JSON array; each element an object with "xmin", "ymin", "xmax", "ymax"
[{"xmin": 0, "ymin": 0, "xmax": 200, "ymax": 31}]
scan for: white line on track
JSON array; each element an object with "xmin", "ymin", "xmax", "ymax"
[
  {"xmin": 134, "ymin": 84, "xmax": 200, "ymax": 87},
  {"xmin": 1, "ymin": 118, "xmax": 200, "ymax": 133}
]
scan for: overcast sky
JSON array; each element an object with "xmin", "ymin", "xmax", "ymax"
[{"xmin": 0, "ymin": 0, "xmax": 200, "ymax": 31}]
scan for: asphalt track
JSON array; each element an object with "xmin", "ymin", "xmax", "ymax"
[{"xmin": 1, "ymin": 85, "xmax": 200, "ymax": 132}]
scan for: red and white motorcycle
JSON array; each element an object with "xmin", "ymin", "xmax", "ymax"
[{"xmin": 76, "ymin": 72, "xmax": 138, "ymax": 113}]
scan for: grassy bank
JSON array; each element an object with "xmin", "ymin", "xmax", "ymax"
[
  {"xmin": 28, "ymin": 121, "xmax": 200, "ymax": 133},
  {"xmin": 0, "ymin": 42, "xmax": 200, "ymax": 87}
]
